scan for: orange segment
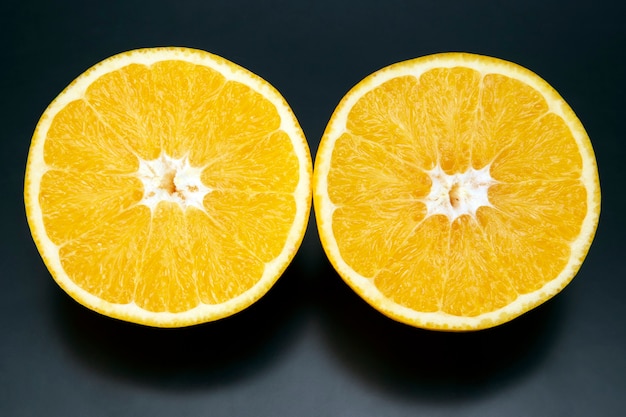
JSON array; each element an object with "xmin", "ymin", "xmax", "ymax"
[
  {"xmin": 85, "ymin": 63, "xmax": 163, "ymax": 160},
  {"xmin": 443, "ymin": 214, "xmax": 516, "ymax": 317},
  {"xmin": 44, "ymin": 100, "xmax": 139, "ymax": 173},
  {"xmin": 39, "ymin": 170, "xmax": 143, "ymax": 244},
  {"xmin": 200, "ymin": 130, "xmax": 299, "ymax": 193},
  {"xmin": 417, "ymin": 67, "xmax": 481, "ymax": 173},
  {"xmin": 135, "ymin": 202, "xmax": 197, "ymax": 313},
  {"xmin": 347, "ymin": 76, "xmax": 437, "ymax": 171},
  {"xmin": 331, "ymin": 200, "xmax": 427, "ymax": 278},
  {"xmin": 374, "ymin": 215, "xmax": 450, "ymax": 314},
  {"xmin": 489, "ymin": 180, "xmax": 587, "ymax": 241},
  {"xmin": 59, "ymin": 205, "xmax": 151, "ymax": 305},
  {"xmin": 149, "ymin": 61, "xmax": 227, "ymax": 160},
  {"xmin": 185, "ymin": 208, "xmax": 265, "ymax": 305},
  {"xmin": 476, "ymin": 208, "xmax": 572, "ymax": 294},
  {"xmin": 24, "ymin": 47, "xmax": 312, "ymax": 327},
  {"xmin": 473, "ymin": 73, "xmax": 549, "ymax": 169},
  {"xmin": 314, "ymin": 52, "xmax": 600, "ymax": 331},
  {"xmin": 203, "ymin": 190, "xmax": 297, "ymax": 262},
  {"xmin": 491, "ymin": 113, "xmax": 583, "ymax": 181},
  {"xmin": 327, "ymin": 132, "xmax": 431, "ymax": 206}
]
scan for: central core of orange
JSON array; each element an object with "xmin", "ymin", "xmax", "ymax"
[
  {"xmin": 137, "ymin": 153, "xmax": 211, "ymax": 211},
  {"xmin": 422, "ymin": 164, "xmax": 496, "ymax": 221}
]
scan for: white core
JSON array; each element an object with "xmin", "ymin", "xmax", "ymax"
[
  {"xmin": 137, "ymin": 153, "xmax": 212, "ymax": 211},
  {"xmin": 422, "ymin": 164, "xmax": 496, "ymax": 221}
]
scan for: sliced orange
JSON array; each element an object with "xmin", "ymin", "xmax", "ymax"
[
  {"xmin": 24, "ymin": 47, "xmax": 312, "ymax": 327},
  {"xmin": 314, "ymin": 53, "xmax": 600, "ymax": 331}
]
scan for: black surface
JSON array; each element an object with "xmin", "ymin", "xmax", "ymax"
[{"xmin": 3, "ymin": 1, "xmax": 626, "ymax": 416}]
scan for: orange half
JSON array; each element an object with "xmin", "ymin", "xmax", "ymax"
[
  {"xmin": 24, "ymin": 47, "xmax": 312, "ymax": 327},
  {"xmin": 313, "ymin": 52, "xmax": 600, "ymax": 331}
]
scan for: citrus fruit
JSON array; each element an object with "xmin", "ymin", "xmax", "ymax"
[
  {"xmin": 24, "ymin": 47, "xmax": 312, "ymax": 327},
  {"xmin": 313, "ymin": 52, "xmax": 600, "ymax": 331}
]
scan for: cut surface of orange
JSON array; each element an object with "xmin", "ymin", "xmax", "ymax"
[
  {"xmin": 313, "ymin": 53, "xmax": 600, "ymax": 331},
  {"xmin": 24, "ymin": 47, "xmax": 312, "ymax": 327}
]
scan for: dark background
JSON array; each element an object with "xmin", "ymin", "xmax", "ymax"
[{"xmin": 2, "ymin": 1, "xmax": 625, "ymax": 416}]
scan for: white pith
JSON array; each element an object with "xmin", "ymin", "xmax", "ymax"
[
  {"xmin": 422, "ymin": 164, "xmax": 495, "ymax": 221},
  {"xmin": 137, "ymin": 153, "xmax": 212, "ymax": 212}
]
